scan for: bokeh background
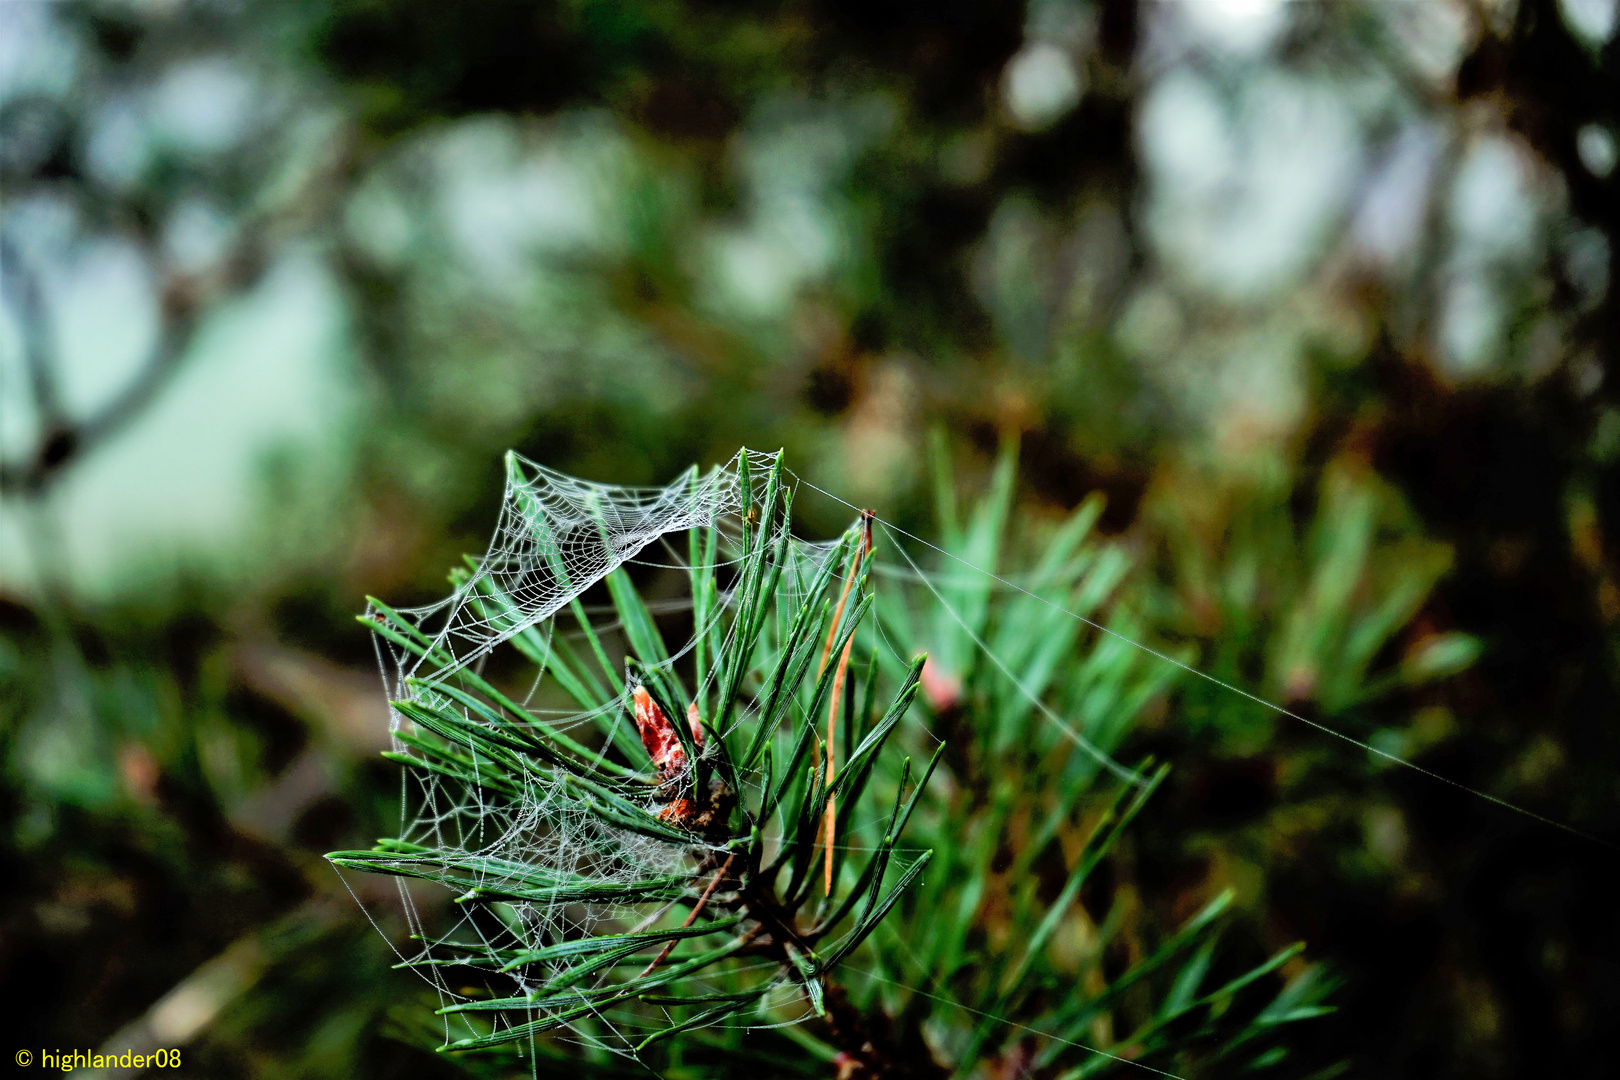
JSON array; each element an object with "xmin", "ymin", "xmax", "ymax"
[{"xmin": 3, "ymin": 0, "xmax": 1619, "ymax": 1076}]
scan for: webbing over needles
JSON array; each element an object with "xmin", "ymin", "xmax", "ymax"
[{"xmin": 358, "ymin": 449, "xmax": 860, "ymax": 1057}]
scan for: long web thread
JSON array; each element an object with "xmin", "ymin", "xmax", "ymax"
[
  {"xmin": 848, "ymin": 965, "xmax": 1189, "ymax": 1080},
  {"xmin": 787, "ymin": 470, "xmax": 1617, "ymax": 854},
  {"xmin": 882, "ymin": 520, "xmax": 1145, "ymax": 789}
]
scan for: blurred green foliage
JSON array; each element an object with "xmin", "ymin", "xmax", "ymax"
[{"xmin": 3, "ymin": 1, "xmax": 1620, "ymax": 1078}]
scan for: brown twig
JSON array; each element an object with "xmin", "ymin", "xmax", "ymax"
[
  {"xmin": 0, "ymin": 111, "xmax": 361, "ymax": 497},
  {"xmin": 638, "ymin": 852, "xmax": 736, "ymax": 978}
]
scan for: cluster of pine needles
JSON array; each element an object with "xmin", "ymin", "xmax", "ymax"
[{"xmin": 329, "ymin": 451, "xmax": 1332, "ymax": 1079}]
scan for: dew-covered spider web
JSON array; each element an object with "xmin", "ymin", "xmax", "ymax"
[
  {"xmin": 354, "ymin": 448, "xmax": 885, "ymax": 1062},
  {"xmin": 380, "ymin": 450, "xmax": 767, "ymax": 699},
  {"xmin": 338, "ymin": 445, "xmax": 1607, "ymax": 1076},
  {"xmin": 367, "ymin": 455, "xmax": 757, "ymax": 911}
]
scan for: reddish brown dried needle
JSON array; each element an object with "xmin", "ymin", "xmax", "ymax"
[{"xmin": 820, "ymin": 512, "xmax": 873, "ymax": 896}]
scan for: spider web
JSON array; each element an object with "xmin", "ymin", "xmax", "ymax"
[
  {"xmin": 360, "ymin": 448, "xmax": 844, "ymax": 1059},
  {"xmin": 381, "ymin": 448, "xmax": 778, "ymax": 700}
]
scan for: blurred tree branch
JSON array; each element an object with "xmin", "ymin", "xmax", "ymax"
[{"xmin": 4, "ymin": 234, "xmax": 209, "ymax": 493}]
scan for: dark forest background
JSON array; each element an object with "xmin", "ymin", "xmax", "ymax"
[{"xmin": 3, "ymin": 1, "xmax": 1620, "ymax": 1077}]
